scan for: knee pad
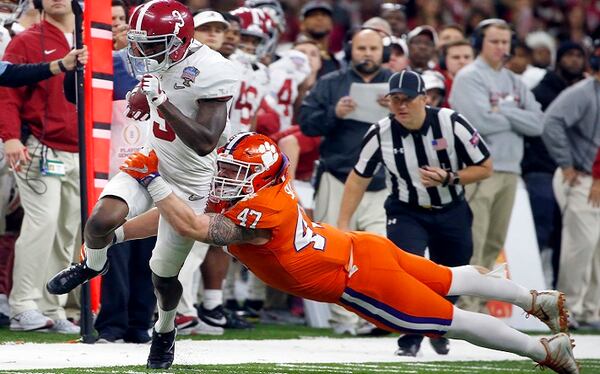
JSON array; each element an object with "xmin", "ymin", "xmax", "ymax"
[{"xmin": 151, "ymin": 272, "xmax": 180, "ymax": 294}]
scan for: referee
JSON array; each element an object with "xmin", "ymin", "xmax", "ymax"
[{"xmin": 337, "ymin": 70, "xmax": 492, "ymax": 356}]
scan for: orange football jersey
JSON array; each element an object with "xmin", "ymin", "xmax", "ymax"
[{"xmin": 224, "ymin": 178, "xmax": 352, "ymax": 303}]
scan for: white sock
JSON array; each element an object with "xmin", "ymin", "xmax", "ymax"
[
  {"xmin": 446, "ymin": 307, "xmax": 547, "ymax": 362},
  {"xmin": 203, "ymin": 289, "xmax": 223, "ymax": 310},
  {"xmin": 155, "ymin": 307, "xmax": 177, "ymax": 333},
  {"xmin": 85, "ymin": 244, "xmax": 109, "ymax": 271},
  {"xmin": 448, "ymin": 265, "xmax": 532, "ymax": 310}
]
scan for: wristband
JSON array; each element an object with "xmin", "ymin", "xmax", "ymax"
[
  {"xmin": 57, "ymin": 59, "xmax": 68, "ymax": 72},
  {"xmin": 442, "ymin": 171, "xmax": 452, "ymax": 187},
  {"xmin": 151, "ymin": 92, "xmax": 167, "ymax": 107},
  {"xmin": 147, "ymin": 176, "xmax": 172, "ymax": 202},
  {"xmin": 112, "ymin": 226, "xmax": 125, "ymax": 244}
]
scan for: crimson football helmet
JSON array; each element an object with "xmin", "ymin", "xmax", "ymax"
[
  {"xmin": 230, "ymin": 7, "xmax": 275, "ymax": 59},
  {"xmin": 244, "ymin": 0, "xmax": 285, "ymax": 30},
  {"xmin": 244, "ymin": 0, "xmax": 284, "ymax": 55},
  {"xmin": 127, "ymin": 0, "xmax": 194, "ymax": 76},
  {"xmin": 212, "ymin": 132, "xmax": 289, "ymax": 200}
]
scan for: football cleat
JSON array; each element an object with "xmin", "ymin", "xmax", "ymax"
[
  {"xmin": 526, "ymin": 290, "xmax": 569, "ymax": 334},
  {"xmin": 430, "ymin": 337, "xmax": 450, "ymax": 355},
  {"xmin": 196, "ymin": 303, "xmax": 253, "ymax": 329},
  {"xmin": 175, "ymin": 314, "xmax": 223, "ymax": 336},
  {"xmin": 395, "ymin": 335, "xmax": 422, "ymax": 357},
  {"xmin": 536, "ymin": 333, "xmax": 580, "ymax": 374},
  {"xmin": 46, "ymin": 261, "xmax": 109, "ymax": 295},
  {"xmin": 147, "ymin": 328, "xmax": 177, "ymax": 369}
]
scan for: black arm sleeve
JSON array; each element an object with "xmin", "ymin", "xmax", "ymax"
[
  {"xmin": 0, "ymin": 62, "xmax": 53, "ymax": 88},
  {"xmin": 63, "ymin": 70, "xmax": 76, "ymax": 104}
]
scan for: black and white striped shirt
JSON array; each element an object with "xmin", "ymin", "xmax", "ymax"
[{"xmin": 354, "ymin": 107, "xmax": 490, "ymax": 208}]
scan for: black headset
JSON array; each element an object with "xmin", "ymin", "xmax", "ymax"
[
  {"xmin": 33, "ymin": 0, "xmax": 43, "ymax": 11},
  {"xmin": 470, "ymin": 18, "xmax": 517, "ymax": 55},
  {"xmin": 343, "ymin": 26, "xmax": 392, "ymax": 64},
  {"xmin": 591, "ymin": 39, "xmax": 600, "ymax": 72}
]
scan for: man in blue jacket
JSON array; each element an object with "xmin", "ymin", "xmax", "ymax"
[{"xmin": 299, "ymin": 28, "xmax": 392, "ymax": 336}]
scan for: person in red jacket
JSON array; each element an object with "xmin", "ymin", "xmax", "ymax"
[{"xmin": 0, "ymin": 0, "xmax": 80, "ymax": 333}]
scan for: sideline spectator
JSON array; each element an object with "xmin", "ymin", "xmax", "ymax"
[
  {"xmin": 0, "ymin": 0, "xmax": 81, "ymax": 333},
  {"xmin": 299, "ymin": 1, "xmax": 339, "ymax": 77},
  {"xmin": 337, "ymin": 70, "xmax": 491, "ymax": 357},
  {"xmin": 438, "ymin": 24, "xmax": 465, "ymax": 47},
  {"xmin": 450, "ymin": 19, "xmax": 543, "ymax": 314},
  {"xmin": 542, "ymin": 47, "xmax": 600, "ymax": 328},
  {"xmin": 386, "ymin": 38, "xmax": 408, "ymax": 72},
  {"xmin": 193, "ymin": 10, "xmax": 229, "ymax": 51},
  {"xmin": 299, "ymin": 28, "xmax": 392, "ymax": 335},
  {"xmin": 218, "ymin": 12, "xmax": 240, "ymax": 59},
  {"xmin": 421, "ymin": 69, "xmax": 446, "ymax": 107},
  {"xmin": 524, "ymin": 41, "xmax": 586, "ymax": 288},
  {"xmin": 526, "ymin": 31, "xmax": 556, "ymax": 69},
  {"xmin": 379, "ymin": 2, "xmax": 407, "ymax": 37},
  {"xmin": 111, "ymin": 0, "xmax": 127, "ymax": 50},
  {"xmin": 505, "ymin": 39, "xmax": 546, "ymax": 89},
  {"xmin": 406, "ymin": 25, "xmax": 438, "ymax": 73},
  {"xmin": 438, "ymin": 39, "xmax": 473, "ymax": 107}
]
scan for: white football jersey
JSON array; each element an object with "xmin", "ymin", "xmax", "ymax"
[
  {"xmin": 148, "ymin": 41, "xmax": 239, "ymax": 198},
  {"xmin": 228, "ymin": 50, "xmax": 270, "ymax": 135},
  {"xmin": 264, "ymin": 50, "xmax": 311, "ymax": 131}
]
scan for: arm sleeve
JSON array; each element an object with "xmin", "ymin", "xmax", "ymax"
[
  {"xmin": 449, "ymin": 70, "xmax": 512, "ymax": 136},
  {"xmin": 498, "ymin": 79, "xmax": 544, "ymax": 136},
  {"xmin": 0, "ymin": 37, "xmax": 29, "ymax": 141},
  {"xmin": 541, "ymin": 88, "xmax": 586, "ymax": 168},
  {"xmin": 452, "ymin": 113, "xmax": 490, "ymax": 166},
  {"xmin": 353, "ymin": 124, "xmax": 383, "ymax": 178},
  {"xmin": 0, "ymin": 61, "xmax": 53, "ymax": 88},
  {"xmin": 298, "ymin": 77, "xmax": 337, "ymax": 137}
]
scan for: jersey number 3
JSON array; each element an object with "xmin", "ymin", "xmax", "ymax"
[
  {"xmin": 294, "ymin": 206, "xmax": 325, "ymax": 252},
  {"xmin": 153, "ymin": 111, "xmax": 176, "ymax": 142}
]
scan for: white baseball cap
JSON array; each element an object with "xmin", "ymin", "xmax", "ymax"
[
  {"xmin": 421, "ymin": 70, "xmax": 445, "ymax": 92},
  {"xmin": 193, "ymin": 10, "xmax": 229, "ymax": 29}
]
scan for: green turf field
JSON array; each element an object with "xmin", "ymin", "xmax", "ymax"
[
  {"xmin": 1, "ymin": 324, "xmax": 598, "ymax": 373},
  {"xmin": 2, "ymin": 361, "xmax": 598, "ymax": 373},
  {"xmin": 0, "ymin": 324, "xmax": 343, "ymax": 343}
]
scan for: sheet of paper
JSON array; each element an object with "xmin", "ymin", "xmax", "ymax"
[{"xmin": 345, "ymin": 83, "xmax": 390, "ymax": 124}]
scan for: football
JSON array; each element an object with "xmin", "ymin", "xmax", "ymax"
[{"xmin": 125, "ymin": 85, "xmax": 151, "ymax": 121}]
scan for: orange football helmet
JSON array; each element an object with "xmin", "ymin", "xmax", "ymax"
[{"xmin": 212, "ymin": 132, "xmax": 288, "ymax": 200}]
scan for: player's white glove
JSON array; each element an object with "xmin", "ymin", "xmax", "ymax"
[
  {"xmin": 140, "ymin": 74, "xmax": 167, "ymax": 107},
  {"xmin": 124, "ymin": 86, "xmax": 151, "ymax": 121}
]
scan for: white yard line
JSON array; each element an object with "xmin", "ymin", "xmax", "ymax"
[{"xmin": 0, "ymin": 335, "xmax": 598, "ymax": 370}]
